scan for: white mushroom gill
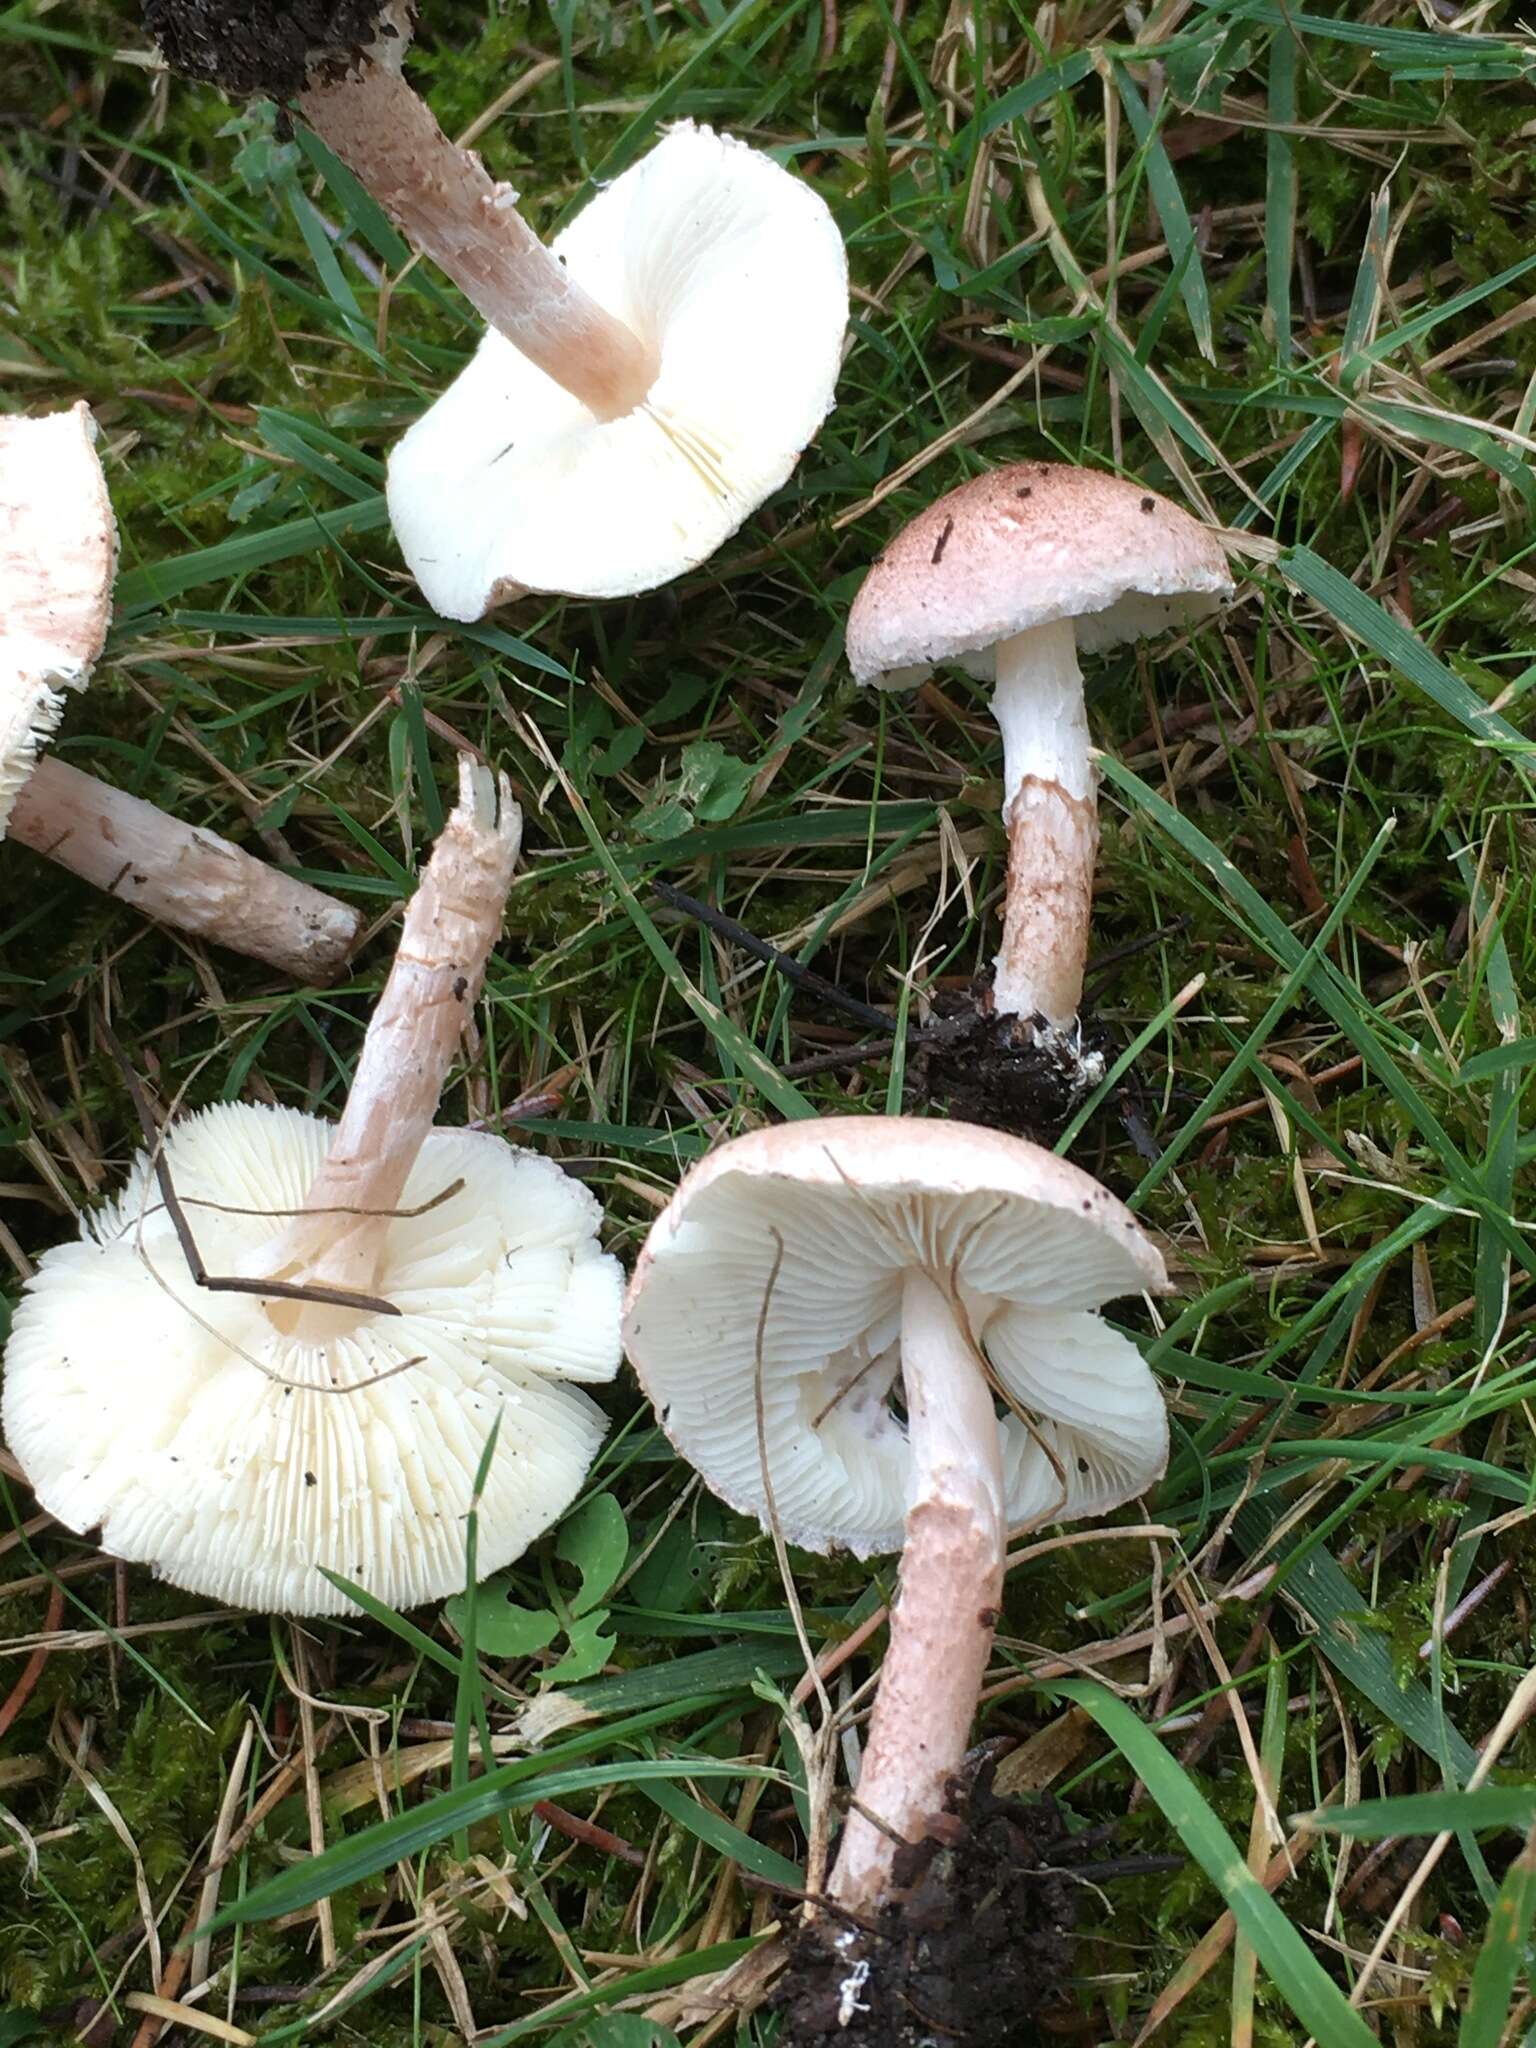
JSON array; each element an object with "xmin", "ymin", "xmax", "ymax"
[
  {"xmin": 632, "ymin": 1168, "xmax": 1166, "ymax": 1558},
  {"xmin": 2, "ymin": 1113, "xmax": 618, "ymax": 1615},
  {"xmin": 2, "ymin": 761, "xmax": 623, "ymax": 1615},
  {"xmin": 623, "ymin": 1115, "xmax": 1171, "ymax": 1920},
  {"xmin": 386, "ymin": 123, "xmax": 848, "ymax": 617}
]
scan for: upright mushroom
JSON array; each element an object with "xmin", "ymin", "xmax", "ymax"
[
  {"xmin": 3, "ymin": 759, "xmax": 622, "ymax": 1615},
  {"xmin": 623, "ymin": 1116, "xmax": 1166, "ymax": 1946},
  {"xmin": 847, "ymin": 463, "xmax": 1231, "ymax": 1099},
  {"xmin": 1, "ymin": 403, "xmax": 359, "ymax": 981},
  {"xmin": 143, "ymin": 3, "xmax": 848, "ymax": 620}
]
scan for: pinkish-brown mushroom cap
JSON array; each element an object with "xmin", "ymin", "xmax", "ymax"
[
  {"xmin": 0, "ymin": 402, "xmax": 118, "ymax": 830},
  {"xmin": 847, "ymin": 461, "xmax": 1232, "ymax": 689}
]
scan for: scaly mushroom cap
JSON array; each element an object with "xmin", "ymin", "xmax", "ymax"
[
  {"xmin": 0, "ymin": 403, "xmax": 116, "ymax": 833},
  {"xmin": 2, "ymin": 1104, "xmax": 622, "ymax": 1615},
  {"xmin": 847, "ymin": 462, "xmax": 1232, "ymax": 690},
  {"xmin": 622, "ymin": 1116, "xmax": 1168, "ymax": 1557},
  {"xmin": 386, "ymin": 121, "xmax": 848, "ymax": 619}
]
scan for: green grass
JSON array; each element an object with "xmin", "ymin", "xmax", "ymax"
[{"xmin": 4, "ymin": 1, "xmax": 1536, "ymax": 2041}]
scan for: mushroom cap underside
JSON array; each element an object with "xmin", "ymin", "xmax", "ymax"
[
  {"xmin": 622, "ymin": 1116, "xmax": 1169, "ymax": 1557},
  {"xmin": 386, "ymin": 121, "xmax": 848, "ymax": 619},
  {"xmin": 847, "ymin": 461, "xmax": 1233, "ymax": 690},
  {"xmin": 1, "ymin": 1102, "xmax": 622, "ymax": 1616}
]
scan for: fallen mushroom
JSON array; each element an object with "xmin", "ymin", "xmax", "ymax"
[
  {"xmin": 847, "ymin": 462, "xmax": 1231, "ymax": 1118},
  {"xmin": 143, "ymin": 3, "xmax": 848, "ymax": 620},
  {"xmin": 2, "ymin": 758, "xmax": 622, "ymax": 1615},
  {"xmin": 623, "ymin": 1114, "xmax": 1166, "ymax": 2001},
  {"xmin": 1, "ymin": 403, "xmax": 359, "ymax": 981}
]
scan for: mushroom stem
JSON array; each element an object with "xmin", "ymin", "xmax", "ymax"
[
  {"xmin": 989, "ymin": 616, "xmax": 1098, "ymax": 1029},
  {"xmin": 7, "ymin": 755, "xmax": 359, "ymax": 982},
  {"xmin": 828, "ymin": 1268, "xmax": 1005, "ymax": 1918},
  {"xmin": 262, "ymin": 758, "xmax": 521, "ymax": 1307},
  {"xmin": 297, "ymin": 55, "xmax": 657, "ymax": 421}
]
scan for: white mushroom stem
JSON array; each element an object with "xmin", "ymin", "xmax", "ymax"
[
  {"xmin": 828, "ymin": 1268, "xmax": 1006, "ymax": 1919},
  {"xmin": 297, "ymin": 53, "xmax": 656, "ymax": 421},
  {"xmin": 989, "ymin": 615, "xmax": 1098, "ymax": 1029},
  {"xmin": 258, "ymin": 759, "xmax": 521, "ymax": 1312},
  {"xmin": 7, "ymin": 755, "xmax": 359, "ymax": 983}
]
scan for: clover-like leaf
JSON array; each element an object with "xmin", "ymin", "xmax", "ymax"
[
  {"xmin": 445, "ymin": 1577, "xmax": 560, "ymax": 1660},
  {"xmin": 557, "ymin": 1494, "xmax": 629, "ymax": 1617},
  {"xmin": 543, "ymin": 1609, "xmax": 617, "ymax": 1688}
]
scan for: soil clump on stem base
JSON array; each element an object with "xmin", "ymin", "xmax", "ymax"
[
  {"xmin": 776, "ymin": 1758, "xmax": 1081, "ymax": 2048},
  {"xmin": 913, "ymin": 984, "xmax": 1113, "ymax": 1139}
]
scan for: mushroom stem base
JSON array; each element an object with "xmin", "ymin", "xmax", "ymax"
[
  {"xmin": 990, "ymin": 618, "xmax": 1098, "ymax": 1029},
  {"xmin": 258, "ymin": 759, "xmax": 521, "ymax": 1314},
  {"xmin": 7, "ymin": 755, "xmax": 359, "ymax": 982},
  {"xmin": 298, "ymin": 62, "xmax": 657, "ymax": 421},
  {"xmin": 827, "ymin": 1270, "xmax": 1005, "ymax": 1919}
]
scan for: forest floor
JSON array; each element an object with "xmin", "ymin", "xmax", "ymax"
[{"xmin": 4, "ymin": 2, "xmax": 1536, "ymax": 2044}]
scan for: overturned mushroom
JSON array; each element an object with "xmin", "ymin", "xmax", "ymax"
[
  {"xmin": 2, "ymin": 759, "xmax": 622, "ymax": 1615},
  {"xmin": 1, "ymin": 403, "xmax": 359, "ymax": 981},
  {"xmin": 623, "ymin": 1115, "xmax": 1166, "ymax": 1952},
  {"xmin": 143, "ymin": 3, "xmax": 848, "ymax": 619},
  {"xmin": 847, "ymin": 463, "xmax": 1231, "ymax": 1117}
]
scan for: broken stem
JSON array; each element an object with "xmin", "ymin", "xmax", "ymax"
[
  {"xmin": 298, "ymin": 47, "xmax": 656, "ymax": 419},
  {"xmin": 261, "ymin": 757, "xmax": 522, "ymax": 1306},
  {"xmin": 827, "ymin": 1269, "xmax": 1006, "ymax": 1918},
  {"xmin": 9, "ymin": 755, "xmax": 359, "ymax": 983}
]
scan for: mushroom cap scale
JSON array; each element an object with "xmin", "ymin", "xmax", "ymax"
[
  {"xmin": 386, "ymin": 122, "xmax": 848, "ymax": 620},
  {"xmin": 622, "ymin": 1116, "xmax": 1169, "ymax": 1558},
  {"xmin": 0, "ymin": 403, "xmax": 116, "ymax": 833},
  {"xmin": 846, "ymin": 461, "xmax": 1232, "ymax": 690},
  {"xmin": 2, "ymin": 1104, "xmax": 622, "ymax": 1616}
]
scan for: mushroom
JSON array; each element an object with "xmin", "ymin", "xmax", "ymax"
[
  {"xmin": 2, "ymin": 758, "xmax": 622, "ymax": 1615},
  {"xmin": 1, "ymin": 403, "xmax": 359, "ymax": 981},
  {"xmin": 847, "ymin": 462, "xmax": 1231, "ymax": 1079},
  {"xmin": 143, "ymin": 4, "xmax": 848, "ymax": 621},
  {"xmin": 621, "ymin": 1114, "xmax": 1167, "ymax": 1918}
]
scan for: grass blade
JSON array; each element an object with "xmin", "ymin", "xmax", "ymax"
[
  {"xmin": 1055, "ymin": 1680, "xmax": 1378, "ymax": 2047},
  {"xmin": 1460, "ymin": 1822, "xmax": 1536, "ymax": 2048}
]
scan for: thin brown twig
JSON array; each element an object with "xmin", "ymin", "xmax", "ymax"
[
  {"xmin": 96, "ymin": 1011, "xmax": 402, "ymax": 1320},
  {"xmin": 0, "ymin": 1580, "xmax": 65, "ymax": 1743}
]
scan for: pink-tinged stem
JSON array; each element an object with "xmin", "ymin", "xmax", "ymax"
[
  {"xmin": 827, "ymin": 1268, "xmax": 1006, "ymax": 1917},
  {"xmin": 297, "ymin": 59, "xmax": 656, "ymax": 420},
  {"xmin": 989, "ymin": 617, "xmax": 1098, "ymax": 1029},
  {"xmin": 265, "ymin": 758, "xmax": 521, "ymax": 1304},
  {"xmin": 995, "ymin": 781, "xmax": 1098, "ymax": 1028},
  {"xmin": 7, "ymin": 755, "xmax": 358, "ymax": 983}
]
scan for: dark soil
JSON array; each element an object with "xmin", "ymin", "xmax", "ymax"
[
  {"xmin": 141, "ymin": 0, "xmax": 413, "ymax": 99},
  {"xmin": 774, "ymin": 1757, "xmax": 1081, "ymax": 2048},
  {"xmin": 911, "ymin": 986, "xmax": 1114, "ymax": 1139}
]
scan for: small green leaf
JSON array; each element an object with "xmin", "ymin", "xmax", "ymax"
[
  {"xmin": 633, "ymin": 795, "xmax": 694, "ymax": 842},
  {"xmin": 678, "ymin": 740, "xmax": 755, "ymax": 824},
  {"xmin": 558, "ymin": 1495, "xmax": 630, "ymax": 1617},
  {"xmin": 549, "ymin": 2022, "xmax": 680, "ymax": 2048},
  {"xmin": 591, "ymin": 725, "xmax": 648, "ymax": 776},
  {"xmin": 445, "ymin": 1581, "xmax": 560, "ymax": 1660},
  {"xmin": 544, "ymin": 1610, "xmax": 617, "ymax": 1688}
]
